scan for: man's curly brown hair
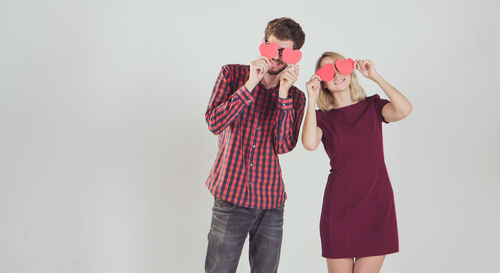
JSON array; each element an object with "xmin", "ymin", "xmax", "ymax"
[{"xmin": 264, "ymin": 17, "xmax": 305, "ymax": 50}]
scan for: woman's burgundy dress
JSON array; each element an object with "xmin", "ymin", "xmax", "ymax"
[{"xmin": 316, "ymin": 94, "xmax": 399, "ymax": 258}]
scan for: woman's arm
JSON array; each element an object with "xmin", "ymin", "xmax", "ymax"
[
  {"xmin": 356, "ymin": 60, "xmax": 413, "ymax": 122},
  {"xmin": 302, "ymin": 75, "xmax": 323, "ymax": 151}
]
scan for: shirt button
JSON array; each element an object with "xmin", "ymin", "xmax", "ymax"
[
  {"xmin": 250, "ymin": 163, "xmax": 253, "ymax": 167},
  {"xmin": 252, "ymin": 145, "xmax": 256, "ymax": 148},
  {"xmin": 248, "ymin": 100, "xmax": 251, "ymax": 103},
  {"xmin": 256, "ymin": 127, "xmax": 260, "ymax": 130}
]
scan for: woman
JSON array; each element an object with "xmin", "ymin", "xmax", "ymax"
[{"xmin": 302, "ymin": 52, "xmax": 412, "ymax": 273}]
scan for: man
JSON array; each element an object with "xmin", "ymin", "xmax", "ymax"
[{"xmin": 204, "ymin": 17, "xmax": 306, "ymax": 273}]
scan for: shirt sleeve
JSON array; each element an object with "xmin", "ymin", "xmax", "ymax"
[
  {"xmin": 273, "ymin": 91, "xmax": 306, "ymax": 154},
  {"xmin": 205, "ymin": 65, "xmax": 255, "ymax": 135},
  {"xmin": 373, "ymin": 94, "xmax": 391, "ymax": 124}
]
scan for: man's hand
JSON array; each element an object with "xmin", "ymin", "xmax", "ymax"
[
  {"xmin": 278, "ymin": 64, "xmax": 299, "ymax": 98},
  {"xmin": 245, "ymin": 56, "xmax": 271, "ymax": 91}
]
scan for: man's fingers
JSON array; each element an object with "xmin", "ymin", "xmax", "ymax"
[
  {"xmin": 281, "ymin": 71, "xmax": 298, "ymax": 84},
  {"xmin": 257, "ymin": 60, "xmax": 270, "ymax": 72},
  {"xmin": 288, "ymin": 64, "xmax": 299, "ymax": 76}
]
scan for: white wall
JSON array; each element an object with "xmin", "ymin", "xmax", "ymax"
[{"xmin": 1, "ymin": 0, "xmax": 499, "ymax": 272}]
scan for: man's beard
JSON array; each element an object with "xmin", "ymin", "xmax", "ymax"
[{"xmin": 267, "ymin": 63, "xmax": 288, "ymax": 75}]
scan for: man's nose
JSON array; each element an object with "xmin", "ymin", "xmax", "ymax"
[{"xmin": 273, "ymin": 48, "xmax": 284, "ymax": 59}]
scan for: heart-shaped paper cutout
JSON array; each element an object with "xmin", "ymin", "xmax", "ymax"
[
  {"xmin": 316, "ymin": 63, "xmax": 335, "ymax": 82},
  {"xmin": 259, "ymin": 42, "xmax": 278, "ymax": 59},
  {"xmin": 282, "ymin": 48, "xmax": 302, "ymax": 64},
  {"xmin": 335, "ymin": 58, "xmax": 354, "ymax": 76}
]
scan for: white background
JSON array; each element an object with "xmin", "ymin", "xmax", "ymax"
[{"xmin": 1, "ymin": 0, "xmax": 499, "ymax": 272}]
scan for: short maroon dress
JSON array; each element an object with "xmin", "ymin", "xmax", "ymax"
[{"xmin": 316, "ymin": 94, "xmax": 399, "ymax": 258}]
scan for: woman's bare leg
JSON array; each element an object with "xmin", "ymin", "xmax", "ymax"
[
  {"xmin": 353, "ymin": 255, "xmax": 386, "ymax": 273},
  {"xmin": 326, "ymin": 258, "xmax": 354, "ymax": 273}
]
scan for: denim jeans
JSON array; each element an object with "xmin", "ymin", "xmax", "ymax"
[{"xmin": 205, "ymin": 198, "xmax": 284, "ymax": 273}]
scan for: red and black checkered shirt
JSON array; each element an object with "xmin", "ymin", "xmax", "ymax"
[{"xmin": 205, "ymin": 64, "xmax": 306, "ymax": 209}]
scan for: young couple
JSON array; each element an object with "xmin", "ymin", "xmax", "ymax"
[{"xmin": 204, "ymin": 17, "xmax": 412, "ymax": 273}]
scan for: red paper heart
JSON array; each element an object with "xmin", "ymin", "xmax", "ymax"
[
  {"xmin": 259, "ymin": 42, "xmax": 278, "ymax": 59},
  {"xmin": 335, "ymin": 58, "xmax": 354, "ymax": 76},
  {"xmin": 282, "ymin": 48, "xmax": 302, "ymax": 64},
  {"xmin": 316, "ymin": 63, "xmax": 335, "ymax": 82}
]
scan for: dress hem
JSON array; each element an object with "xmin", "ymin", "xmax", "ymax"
[{"xmin": 322, "ymin": 248, "xmax": 399, "ymax": 259}]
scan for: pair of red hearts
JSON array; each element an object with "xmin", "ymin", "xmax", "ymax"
[
  {"xmin": 316, "ymin": 59, "xmax": 354, "ymax": 82},
  {"xmin": 259, "ymin": 42, "xmax": 302, "ymax": 65}
]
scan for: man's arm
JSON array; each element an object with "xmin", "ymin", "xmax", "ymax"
[
  {"xmin": 206, "ymin": 57, "xmax": 271, "ymax": 135},
  {"xmin": 273, "ymin": 91, "xmax": 306, "ymax": 154},
  {"xmin": 205, "ymin": 65, "xmax": 254, "ymax": 135}
]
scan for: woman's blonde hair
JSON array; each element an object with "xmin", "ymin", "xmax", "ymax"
[{"xmin": 315, "ymin": 52, "xmax": 366, "ymax": 111}]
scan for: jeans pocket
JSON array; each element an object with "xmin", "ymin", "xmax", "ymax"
[{"xmin": 214, "ymin": 198, "xmax": 237, "ymax": 211}]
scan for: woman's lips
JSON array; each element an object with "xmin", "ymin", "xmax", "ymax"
[{"xmin": 334, "ymin": 79, "xmax": 345, "ymax": 85}]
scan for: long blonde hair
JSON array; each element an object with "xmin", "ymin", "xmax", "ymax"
[{"xmin": 315, "ymin": 52, "xmax": 366, "ymax": 111}]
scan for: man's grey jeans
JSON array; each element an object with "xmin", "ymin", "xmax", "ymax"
[{"xmin": 205, "ymin": 198, "xmax": 284, "ymax": 273}]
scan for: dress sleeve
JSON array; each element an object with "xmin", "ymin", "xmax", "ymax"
[
  {"xmin": 315, "ymin": 109, "xmax": 328, "ymax": 143},
  {"xmin": 315, "ymin": 109, "xmax": 322, "ymax": 129},
  {"xmin": 372, "ymin": 94, "xmax": 390, "ymax": 124}
]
